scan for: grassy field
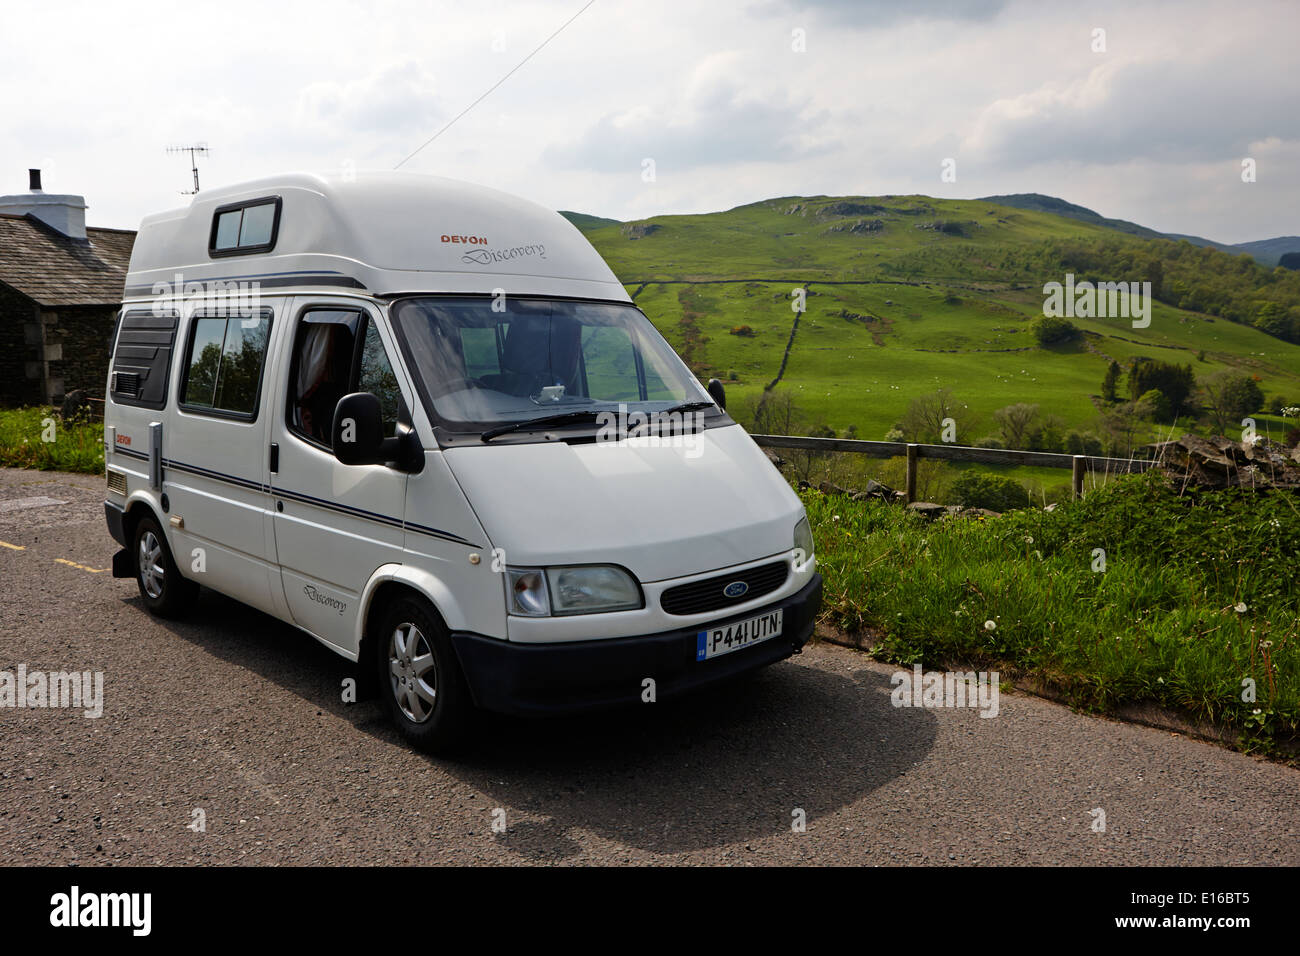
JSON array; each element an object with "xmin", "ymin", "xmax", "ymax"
[
  {"xmin": 0, "ymin": 407, "xmax": 105, "ymax": 473},
  {"xmin": 804, "ymin": 472, "xmax": 1300, "ymax": 752},
  {"xmin": 576, "ymin": 195, "xmax": 1300, "ymax": 450}
]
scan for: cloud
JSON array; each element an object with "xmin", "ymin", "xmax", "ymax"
[
  {"xmin": 963, "ymin": 53, "xmax": 1300, "ymax": 168},
  {"xmin": 544, "ymin": 52, "xmax": 837, "ymax": 173},
  {"xmin": 753, "ymin": 0, "xmax": 1007, "ymax": 26},
  {"xmin": 296, "ymin": 59, "xmax": 444, "ymax": 137}
]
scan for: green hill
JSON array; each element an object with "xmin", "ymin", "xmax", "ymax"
[
  {"xmin": 980, "ymin": 193, "xmax": 1300, "ymax": 265},
  {"xmin": 576, "ymin": 194, "xmax": 1300, "ymax": 477},
  {"xmin": 1234, "ymin": 236, "xmax": 1300, "ymax": 267},
  {"xmin": 559, "ymin": 210, "xmax": 621, "ymax": 231},
  {"xmin": 977, "ymin": 192, "xmax": 1217, "ymax": 246}
]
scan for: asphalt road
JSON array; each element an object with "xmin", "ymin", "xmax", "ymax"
[{"xmin": 1, "ymin": 466, "xmax": 1296, "ymax": 866}]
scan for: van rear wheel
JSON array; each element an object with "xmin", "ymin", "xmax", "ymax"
[
  {"xmin": 375, "ymin": 597, "xmax": 473, "ymax": 753},
  {"xmin": 132, "ymin": 515, "xmax": 198, "ymax": 617}
]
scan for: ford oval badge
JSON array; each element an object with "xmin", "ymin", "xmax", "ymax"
[{"xmin": 723, "ymin": 581, "xmax": 749, "ymax": 598}]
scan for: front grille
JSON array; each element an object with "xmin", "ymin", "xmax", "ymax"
[{"xmin": 661, "ymin": 561, "xmax": 789, "ymax": 616}]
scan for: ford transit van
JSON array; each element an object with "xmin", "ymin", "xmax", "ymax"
[{"xmin": 103, "ymin": 172, "xmax": 822, "ymax": 751}]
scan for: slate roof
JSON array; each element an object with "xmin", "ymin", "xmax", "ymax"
[{"xmin": 0, "ymin": 213, "xmax": 135, "ymax": 307}]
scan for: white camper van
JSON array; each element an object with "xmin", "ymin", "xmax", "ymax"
[{"xmin": 103, "ymin": 172, "xmax": 821, "ymax": 750}]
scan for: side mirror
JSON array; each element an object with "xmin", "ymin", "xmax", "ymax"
[
  {"xmin": 332, "ymin": 392, "xmax": 386, "ymax": 465},
  {"xmin": 706, "ymin": 378, "xmax": 727, "ymax": 410}
]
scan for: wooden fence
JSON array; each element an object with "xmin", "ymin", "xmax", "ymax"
[{"xmin": 749, "ymin": 434, "xmax": 1160, "ymax": 502}]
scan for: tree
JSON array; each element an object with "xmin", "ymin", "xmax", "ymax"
[
  {"xmin": 1128, "ymin": 358, "xmax": 1196, "ymax": 411},
  {"xmin": 1065, "ymin": 430, "xmax": 1104, "ymax": 456},
  {"xmin": 1137, "ymin": 388, "xmax": 1171, "ymax": 422},
  {"xmin": 992, "ymin": 403, "xmax": 1039, "ymax": 449},
  {"xmin": 1032, "ymin": 315, "xmax": 1081, "ymax": 346},
  {"xmin": 1101, "ymin": 360, "xmax": 1122, "ymax": 402},
  {"xmin": 1100, "ymin": 402, "xmax": 1146, "ymax": 457},
  {"xmin": 1253, "ymin": 302, "xmax": 1290, "ymax": 340},
  {"xmin": 950, "ymin": 470, "xmax": 1029, "ymax": 512},
  {"xmin": 899, "ymin": 388, "xmax": 972, "ymax": 444},
  {"xmin": 1026, "ymin": 413, "xmax": 1066, "ymax": 452},
  {"xmin": 1200, "ymin": 371, "xmax": 1265, "ymax": 434},
  {"xmin": 741, "ymin": 389, "xmax": 802, "ymax": 435}
]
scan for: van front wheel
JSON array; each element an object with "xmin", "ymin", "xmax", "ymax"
[
  {"xmin": 132, "ymin": 515, "xmax": 198, "ymax": 617},
  {"xmin": 376, "ymin": 598, "xmax": 472, "ymax": 753}
]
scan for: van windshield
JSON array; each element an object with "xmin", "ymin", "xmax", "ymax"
[{"xmin": 390, "ymin": 297, "xmax": 714, "ymax": 430}]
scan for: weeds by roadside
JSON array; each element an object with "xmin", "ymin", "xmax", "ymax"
[
  {"xmin": 804, "ymin": 471, "xmax": 1299, "ymax": 752},
  {"xmin": 0, "ymin": 406, "xmax": 104, "ymax": 473}
]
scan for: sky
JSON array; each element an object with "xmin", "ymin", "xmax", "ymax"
[{"xmin": 1, "ymin": 0, "xmax": 1295, "ymax": 243}]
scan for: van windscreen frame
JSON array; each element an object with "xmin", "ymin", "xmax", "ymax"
[{"xmin": 387, "ymin": 294, "xmax": 723, "ymax": 445}]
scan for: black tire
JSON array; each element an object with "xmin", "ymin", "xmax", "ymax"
[
  {"xmin": 375, "ymin": 596, "xmax": 474, "ymax": 753},
  {"xmin": 132, "ymin": 515, "xmax": 199, "ymax": 618}
]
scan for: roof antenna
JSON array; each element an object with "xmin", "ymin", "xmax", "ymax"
[{"xmin": 167, "ymin": 144, "xmax": 210, "ymax": 195}]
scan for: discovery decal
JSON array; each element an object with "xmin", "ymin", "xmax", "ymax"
[
  {"xmin": 460, "ymin": 243, "xmax": 547, "ymax": 265},
  {"xmin": 303, "ymin": 585, "xmax": 347, "ymax": 615}
]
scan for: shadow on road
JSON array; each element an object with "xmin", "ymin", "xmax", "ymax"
[{"xmin": 143, "ymin": 588, "xmax": 936, "ymax": 858}]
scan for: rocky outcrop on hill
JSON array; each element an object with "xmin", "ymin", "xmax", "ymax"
[
  {"xmin": 1149, "ymin": 435, "xmax": 1300, "ymax": 489},
  {"xmin": 826, "ymin": 219, "xmax": 884, "ymax": 234},
  {"xmin": 621, "ymin": 223, "xmax": 660, "ymax": 239},
  {"xmin": 915, "ymin": 220, "xmax": 978, "ymax": 236},
  {"xmin": 822, "ymin": 201, "xmax": 886, "ymax": 216},
  {"xmin": 785, "ymin": 200, "xmax": 887, "ymax": 218}
]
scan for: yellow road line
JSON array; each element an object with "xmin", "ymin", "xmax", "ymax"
[
  {"xmin": 0, "ymin": 540, "xmax": 25, "ymax": 551},
  {"xmin": 54, "ymin": 558, "xmax": 109, "ymax": 574}
]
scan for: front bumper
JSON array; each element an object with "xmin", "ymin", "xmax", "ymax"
[{"xmin": 450, "ymin": 573, "xmax": 822, "ymax": 716}]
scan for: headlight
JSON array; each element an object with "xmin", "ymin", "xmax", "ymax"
[
  {"xmin": 548, "ymin": 565, "xmax": 643, "ymax": 615},
  {"xmin": 506, "ymin": 565, "xmax": 643, "ymax": 616},
  {"xmin": 793, "ymin": 515, "xmax": 814, "ymax": 565}
]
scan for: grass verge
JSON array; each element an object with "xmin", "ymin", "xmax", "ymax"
[
  {"xmin": 804, "ymin": 471, "xmax": 1299, "ymax": 752},
  {"xmin": 0, "ymin": 407, "xmax": 105, "ymax": 473}
]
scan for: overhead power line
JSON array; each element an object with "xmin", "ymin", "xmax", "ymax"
[{"xmin": 394, "ymin": 0, "xmax": 597, "ymax": 170}]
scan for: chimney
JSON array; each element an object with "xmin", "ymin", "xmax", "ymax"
[{"xmin": 0, "ymin": 168, "xmax": 88, "ymax": 240}]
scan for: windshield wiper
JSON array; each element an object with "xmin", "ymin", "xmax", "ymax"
[
  {"xmin": 480, "ymin": 410, "xmax": 607, "ymax": 442},
  {"xmin": 480, "ymin": 400, "xmax": 715, "ymax": 443},
  {"xmin": 659, "ymin": 400, "xmax": 716, "ymax": 416}
]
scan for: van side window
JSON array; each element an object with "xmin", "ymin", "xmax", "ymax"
[
  {"xmin": 358, "ymin": 320, "xmax": 401, "ymax": 437},
  {"xmin": 288, "ymin": 310, "xmax": 404, "ymax": 447},
  {"xmin": 288, "ymin": 311, "xmax": 359, "ymax": 446},
  {"xmin": 209, "ymin": 197, "xmax": 282, "ymax": 257},
  {"xmin": 180, "ymin": 313, "xmax": 273, "ymax": 418}
]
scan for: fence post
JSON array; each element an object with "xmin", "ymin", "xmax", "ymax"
[
  {"xmin": 906, "ymin": 444, "xmax": 918, "ymax": 503},
  {"xmin": 1072, "ymin": 455, "xmax": 1086, "ymax": 500}
]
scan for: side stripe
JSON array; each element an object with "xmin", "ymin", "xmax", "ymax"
[{"xmin": 108, "ymin": 449, "xmax": 476, "ymax": 548}]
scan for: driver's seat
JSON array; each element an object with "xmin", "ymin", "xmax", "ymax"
[{"xmin": 483, "ymin": 316, "xmax": 580, "ymax": 398}]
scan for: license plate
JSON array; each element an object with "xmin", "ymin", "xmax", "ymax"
[{"xmin": 696, "ymin": 609, "xmax": 784, "ymax": 661}]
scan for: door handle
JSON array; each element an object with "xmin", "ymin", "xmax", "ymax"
[{"xmin": 269, "ymin": 442, "xmax": 279, "ymax": 474}]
